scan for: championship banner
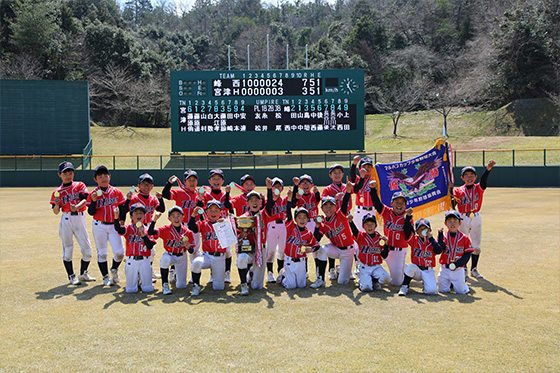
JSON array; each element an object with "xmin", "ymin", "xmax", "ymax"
[{"xmin": 372, "ymin": 138, "xmax": 452, "ymax": 220}]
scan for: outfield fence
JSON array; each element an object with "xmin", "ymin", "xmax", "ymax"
[{"xmin": 0, "ymin": 149, "xmax": 559, "ymax": 171}]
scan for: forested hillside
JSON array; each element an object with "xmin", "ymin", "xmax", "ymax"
[{"xmin": 1, "ymin": 0, "xmax": 558, "ymax": 129}]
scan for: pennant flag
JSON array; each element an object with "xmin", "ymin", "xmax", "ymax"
[{"xmin": 372, "ymin": 138, "xmax": 452, "ymax": 220}]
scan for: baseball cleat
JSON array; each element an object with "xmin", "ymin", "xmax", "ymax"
[
  {"xmin": 78, "ymin": 271, "xmax": 96, "ymax": 282},
  {"xmin": 188, "ymin": 277, "xmax": 193, "ymax": 283},
  {"xmin": 398, "ymin": 285, "xmax": 409, "ymax": 296},
  {"xmin": 373, "ymin": 282, "xmax": 382, "ymax": 291},
  {"xmin": 110, "ymin": 268, "xmax": 120, "ymax": 284},
  {"xmin": 240, "ymin": 283, "xmax": 249, "ymax": 296},
  {"xmin": 69, "ymin": 274, "xmax": 81, "ymax": 286},
  {"xmin": 162, "ymin": 283, "xmax": 172, "ymax": 295},
  {"xmin": 328, "ymin": 268, "xmax": 337, "ymax": 280},
  {"xmin": 470, "ymin": 268, "xmax": 483, "ymax": 279},
  {"xmin": 267, "ymin": 271, "xmax": 276, "ymax": 283},
  {"xmin": 310, "ymin": 277, "xmax": 325, "ymax": 289},
  {"xmin": 224, "ymin": 270, "xmax": 231, "ymax": 283},
  {"xmin": 103, "ymin": 274, "xmax": 114, "ymax": 286},
  {"xmin": 191, "ymin": 283, "xmax": 201, "ymax": 296},
  {"xmin": 350, "ymin": 272, "xmax": 356, "ymax": 280},
  {"xmin": 276, "ymin": 269, "xmax": 285, "ymax": 284}
]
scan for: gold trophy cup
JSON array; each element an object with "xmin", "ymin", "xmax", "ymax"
[{"xmin": 236, "ymin": 216, "xmax": 256, "ymax": 253}]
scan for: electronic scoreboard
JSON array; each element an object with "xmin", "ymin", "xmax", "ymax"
[{"xmin": 170, "ymin": 69, "xmax": 364, "ymax": 152}]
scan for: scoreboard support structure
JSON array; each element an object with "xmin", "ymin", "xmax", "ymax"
[{"xmin": 170, "ymin": 69, "xmax": 365, "ymax": 153}]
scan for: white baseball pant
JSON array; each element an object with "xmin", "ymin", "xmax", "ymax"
[
  {"xmin": 266, "ymin": 221, "xmax": 287, "ymax": 262},
  {"xmin": 353, "ymin": 206, "xmax": 375, "ymax": 232},
  {"xmin": 404, "ymin": 264, "xmax": 437, "ymax": 295},
  {"xmin": 191, "ymin": 252, "xmax": 226, "ymax": 290},
  {"xmin": 385, "ymin": 248, "xmax": 407, "ymax": 286},
  {"xmin": 316, "ymin": 243, "xmax": 356, "ymax": 284},
  {"xmin": 160, "ymin": 252, "xmax": 189, "ymax": 288},
  {"xmin": 189, "ymin": 232, "xmax": 202, "ymax": 263},
  {"xmin": 282, "ymin": 256, "xmax": 307, "ymax": 289},
  {"xmin": 438, "ymin": 266, "xmax": 469, "ymax": 294},
  {"xmin": 125, "ymin": 256, "xmax": 154, "ymax": 293},
  {"xmin": 358, "ymin": 263, "xmax": 391, "ymax": 291},
  {"xmin": 92, "ymin": 220, "xmax": 124, "ymax": 263},
  {"xmin": 459, "ymin": 212, "xmax": 482, "ymax": 254},
  {"xmin": 237, "ymin": 250, "xmax": 267, "ymax": 290},
  {"xmin": 59, "ymin": 212, "xmax": 93, "ymax": 262}
]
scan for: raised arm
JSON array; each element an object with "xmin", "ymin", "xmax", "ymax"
[
  {"xmin": 369, "ymin": 180, "xmax": 384, "ymax": 214},
  {"xmin": 480, "ymin": 160, "xmax": 495, "ymax": 190},
  {"xmin": 404, "ymin": 210, "xmax": 414, "ymax": 239}
]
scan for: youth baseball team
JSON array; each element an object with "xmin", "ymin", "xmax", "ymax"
[{"xmin": 50, "ymin": 156, "xmax": 496, "ymax": 297}]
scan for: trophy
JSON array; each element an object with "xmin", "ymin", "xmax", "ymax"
[{"xmin": 236, "ymin": 216, "xmax": 256, "ymax": 253}]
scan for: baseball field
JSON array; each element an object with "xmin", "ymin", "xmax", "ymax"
[{"xmin": 0, "ymin": 186, "xmax": 558, "ymax": 372}]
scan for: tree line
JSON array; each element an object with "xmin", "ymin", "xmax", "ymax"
[{"xmin": 1, "ymin": 0, "xmax": 558, "ymax": 133}]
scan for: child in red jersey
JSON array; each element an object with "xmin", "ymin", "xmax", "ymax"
[
  {"xmin": 437, "ymin": 210, "xmax": 474, "ymax": 294},
  {"xmin": 313, "ymin": 182, "xmax": 356, "ymax": 288},
  {"xmin": 86, "ymin": 165, "xmax": 126, "ymax": 286},
  {"xmin": 187, "ymin": 200, "xmax": 229, "ymax": 296},
  {"xmin": 264, "ymin": 177, "xmax": 289, "ymax": 283},
  {"xmin": 350, "ymin": 156, "xmax": 375, "ymax": 232},
  {"xmin": 149, "ymin": 206, "xmax": 195, "ymax": 295},
  {"xmin": 451, "ymin": 160, "xmax": 495, "ymax": 279},
  {"xmin": 368, "ymin": 179, "xmax": 411, "ymax": 286},
  {"xmin": 50, "ymin": 161, "xmax": 94, "ymax": 285},
  {"xmin": 349, "ymin": 214, "xmax": 391, "ymax": 292},
  {"xmin": 399, "ymin": 214, "xmax": 443, "ymax": 296},
  {"xmin": 228, "ymin": 174, "xmax": 263, "ymax": 216},
  {"xmin": 113, "ymin": 203, "xmax": 156, "ymax": 293},
  {"xmin": 275, "ymin": 188, "xmax": 320, "ymax": 289},
  {"xmin": 321, "ymin": 163, "xmax": 353, "ymax": 279},
  {"xmin": 121, "ymin": 173, "xmax": 166, "ymax": 282}
]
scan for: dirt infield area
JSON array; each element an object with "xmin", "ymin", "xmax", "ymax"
[{"xmin": 0, "ymin": 187, "xmax": 558, "ymax": 372}]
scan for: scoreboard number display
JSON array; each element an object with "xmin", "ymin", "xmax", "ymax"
[{"xmin": 170, "ymin": 69, "xmax": 364, "ymax": 152}]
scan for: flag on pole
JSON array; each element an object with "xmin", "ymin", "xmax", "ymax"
[{"xmin": 372, "ymin": 139, "xmax": 453, "ymax": 219}]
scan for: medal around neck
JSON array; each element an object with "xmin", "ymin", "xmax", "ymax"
[
  {"xmin": 54, "ymin": 191, "xmax": 60, "ymax": 197},
  {"xmin": 96, "ymin": 190, "xmax": 103, "ymax": 197},
  {"xmin": 379, "ymin": 239, "xmax": 386, "ymax": 246},
  {"xmin": 316, "ymin": 216, "xmax": 322, "ymax": 223},
  {"xmin": 198, "ymin": 187, "xmax": 205, "ymax": 194},
  {"xmin": 171, "ymin": 176, "xmax": 177, "ymax": 183},
  {"xmin": 300, "ymin": 246, "xmax": 307, "ymax": 253},
  {"xmin": 136, "ymin": 222, "xmax": 143, "ymax": 228},
  {"xmin": 274, "ymin": 189, "xmax": 280, "ymax": 196},
  {"xmin": 298, "ymin": 189, "xmax": 304, "ymax": 195}
]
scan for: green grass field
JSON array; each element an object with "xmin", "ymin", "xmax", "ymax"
[{"xmin": 0, "ymin": 187, "xmax": 558, "ymax": 372}]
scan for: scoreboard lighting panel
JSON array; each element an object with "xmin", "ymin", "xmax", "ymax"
[{"xmin": 171, "ymin": 69, "xmax": 364, "ymax": 152}]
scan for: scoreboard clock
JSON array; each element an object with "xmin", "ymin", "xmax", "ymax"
[{"xmin": 170, "ymin": 69, "xmax": 364, "ymax": 152}]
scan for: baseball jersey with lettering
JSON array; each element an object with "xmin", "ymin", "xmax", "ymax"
[
  {"xmin": 284, "ymin": 220, "xmax": 318, "ymax": 258},
  {"xmin": 439, "ymin": 231, "xmax": 474, "ymax": 265},
  {"xmin": 121, "ymin": 224, "xmax": 151, "ymax": 257},
  {"xmin": 197, "ymin": 220, "xmax": 226, "ymax": 253},
  {"xmin": 380, "ymin": 206, "xmax": 409, "ymax": 248},
  {"xmin": 453, "ymin": 184, "xmax": 485, "ymax": 214},
  {"xmin": 169, "ymin": 187, "xmax": 199, "ymax": 222},
  {"xmin": 295, "ymin": 193, "xmax": 320, "ymax": 218},
  {"xmin": 318, "ymin": 209, "xmax": 354, "ymax": 248},
  {"xmin": 154, "ymin": 224, "xmax": 195, "ymax": 254},
  {"xmin": 87, "ymin": 185, "xmax": 126, "ymax": 223},
  {"xmin": 231, "ymin": 194, "xmax": 251, "ymax": 216},
  {"xmin": 130, "ymin": 193, "xmax": 160, "ymax": 224},
  {"xmin": 266, "ymin": 196, "xmax": 288, "ymax": 221},
  {"xmin": 321, "ymin": 183, "xmax": 353, "ymax": 212},
  {"xmin": 406, "ymin": 235, "xmax": 438, "ymax": 268},
  {"xmin": 355, "ymin": 231, "xmax": 384, "ymax": 265},
  {"xmin": 50, "ymin": 182, "xmax": 88, "ymax": 212}
]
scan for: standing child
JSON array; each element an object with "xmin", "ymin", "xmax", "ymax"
[
  {"xmin": 273, "ymin": 183, "xmax": 320, "ymax": 289},
  {"xmin": 349, "ymin": 214, "xmax": 391, "ymax": 292},
  {"xmin": 235, "ymin": 191, "xmax": 269, "ymax": 295},
  {"xmin": 50, "ymin": 161, "xmax": 95, "ymax": 285},
  {"xmin": 437, "ymin": 210, "xmax": 474, "ymax": 295},
  {"xmin": 161, "ymin": 170, "xmax": 201, "ymax": 266},
  {"xmin": 321, "ymin": 163, "xmax": 353, "ymax": 280},
  {"xmin": 229, "ymin": 174, "xmax": 263, "ymax": 216},
  {"xmin": 399, "ymin": 215, "xmax": 443, "ymax": 296},
  {"xmin": 368, "ymin": 179, "xmax": 411, "ymax": 286},
  {"xmin": 199, "ymin": 169, "xmax": 233, "ymax": 283},
  {"xmin": 120, "ymin": 173, "xmax": 165, "ymax": 282},
  {"xmin": 148, "ymin": 206, "xmax": 195, "ymax": 295},
  {"xmin": 451, "ymin": 161, "xmax": 496, "ymax": 279},
  {"xmin": 313, "ymin": 182, "xmax": 356, "ymax": 288},
  {"xmin": 113, "ymin": 204, "xmax": 156, "ymax": 293},
  {"xmin": 350, "ymin": 156, "xmax": 375, "ymax": 232},
  {"xmin": 187, "ymin": 200, "xmax": 229, "ymax": 296},
  {"xmin": 86, "ymin": 165, "xmax": 126, "ymax": 286},
  {"xmin": 264, "ymin": 177, "xmax": 288, "ymax": 283}
]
